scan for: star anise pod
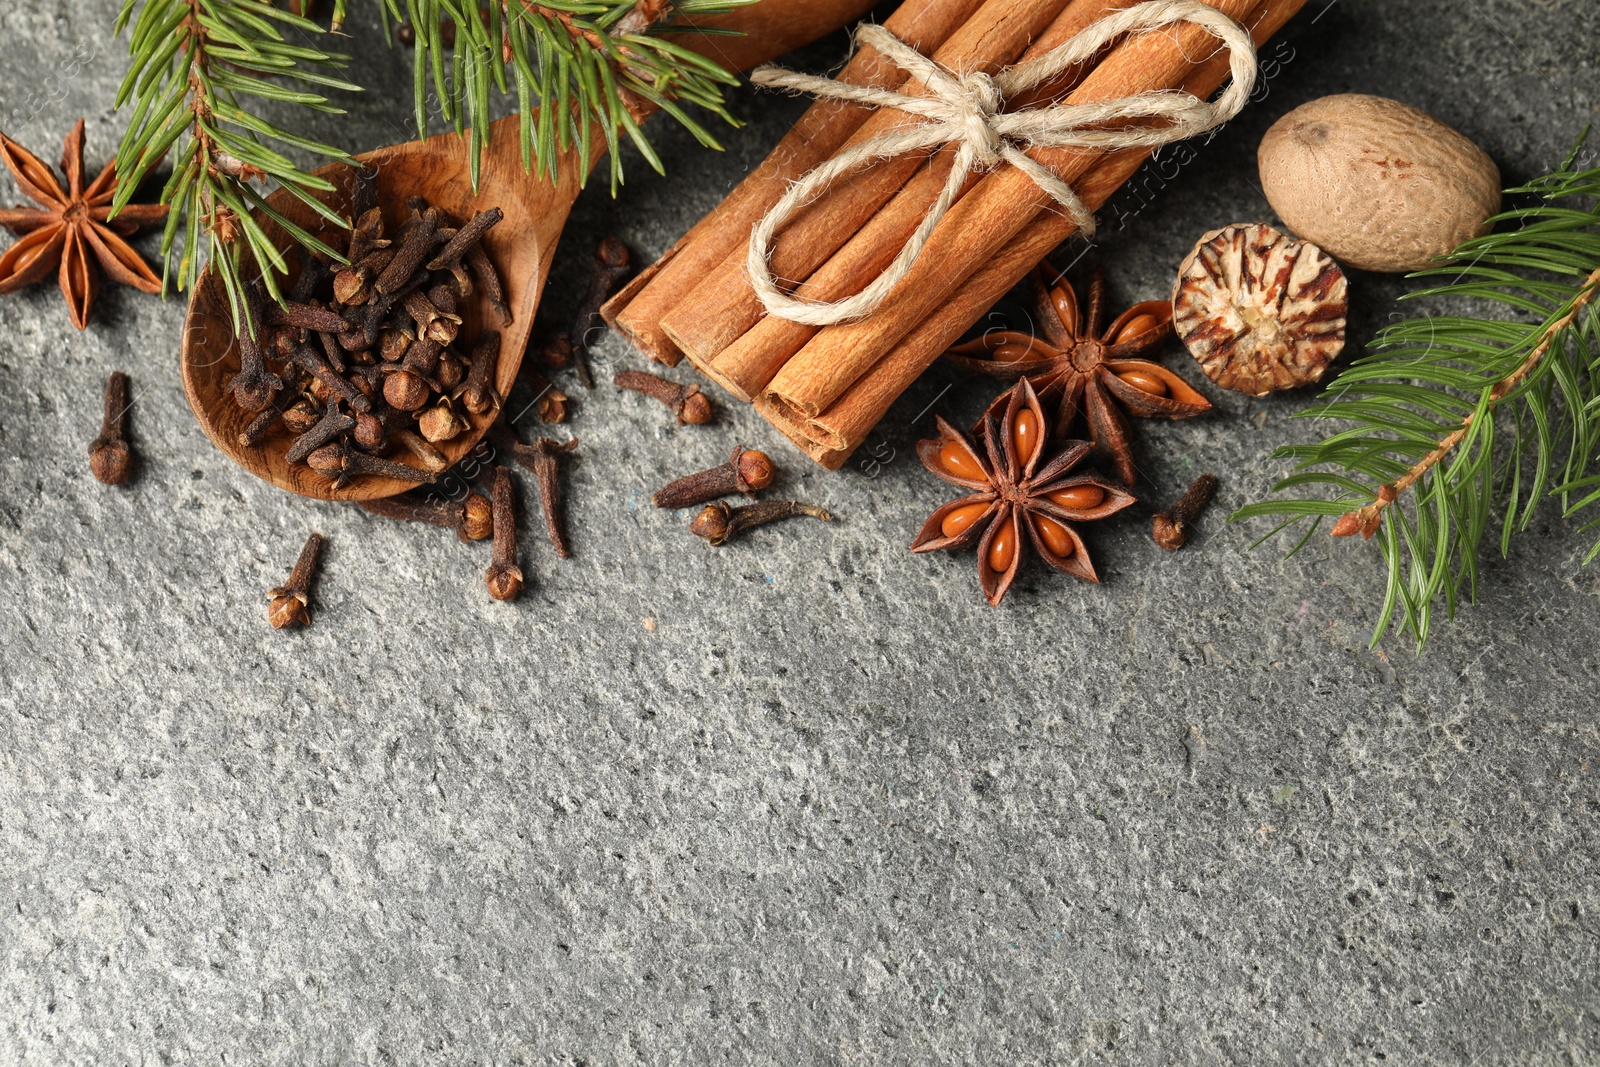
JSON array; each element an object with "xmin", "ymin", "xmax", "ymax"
[
  {"xmin": 912, "ymin": 379, "xmax": 1135, "ymax": 606},
  {"xmin": 0, "ymin": 120, "xmax": 168, "ymax": 329},
  {"xmin": 945, "ymin": 264, "xmax": 1211, "ymax": 486}
]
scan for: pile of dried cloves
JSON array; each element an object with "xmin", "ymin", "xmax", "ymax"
[{"xmin": 228, "ymin": 168, "xmax": 508, "ymax": 489}]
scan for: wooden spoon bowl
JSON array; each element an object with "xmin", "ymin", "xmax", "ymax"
[{"xmin": 179, "ymin": 0, "xmax": 876, "ymax": 501}]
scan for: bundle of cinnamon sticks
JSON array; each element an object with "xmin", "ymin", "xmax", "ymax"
[{"xmin": 604, "ymin": 0, "xmax": 1308, "ymax": 468}]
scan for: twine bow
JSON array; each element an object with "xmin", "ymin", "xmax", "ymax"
[{"xmin": 746, "ymin": 0, "xmax": 1259, "ymax": 326}]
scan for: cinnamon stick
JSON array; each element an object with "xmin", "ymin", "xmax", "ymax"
[
  {"xmin": 703, "ymin": 0, "xmax": 1128, "ymax": 402},
  {"xmin": 762, "ymin": 0, "xmax": 1264, "ymax": 424},
  {"xmin": 658, "ymin": 0, "xmax": 1074, "ymax": 368},
  {"xmin": 602, "ymin": 0, "xmax": 987, "ymax": 367},
  {"xmin": 764, "ymin": 0, "xmax": 1309, "ymax": 468}
]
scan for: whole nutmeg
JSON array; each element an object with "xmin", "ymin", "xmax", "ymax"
[
  {"xmin": 1172, "ymin": 223, "xmax": 1348, "ymax": 396},
  {"xmin": 1258, "ymin": 94, "xmax": 1500, "ymax": 273}
]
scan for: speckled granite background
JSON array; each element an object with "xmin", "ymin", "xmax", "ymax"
[{"xmin": 1, "ymin": 1, "xmax": 1597, "ymax": 1063}]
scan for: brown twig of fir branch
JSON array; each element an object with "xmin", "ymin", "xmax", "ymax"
[{"xmin": 1331, "ymin": 262, "xmax": 1600, "ymax": 541}]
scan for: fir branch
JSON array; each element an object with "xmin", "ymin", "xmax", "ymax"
[
  {"xmin": 390, "ymin": 0, "xmax": 757, "ymax": 194},
  {"xmin": 113, "ymin": 0, "xmax": 361, "ymax": 331},
  {"xmin": 1233, "ymin": 131, "xmax": 1600, "ymax": 648}
]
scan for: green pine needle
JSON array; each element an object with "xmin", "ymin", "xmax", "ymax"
[
  {"xmin": 386, "ymin": 0, "xmax": 756, "ymax": 190},
  {"xmin": 1233, "ymin": 130, "xmax": 1600, "ymax": 650}
]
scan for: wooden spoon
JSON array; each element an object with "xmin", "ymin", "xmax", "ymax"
[{"xmin": 180, "ymin": 0, "xmax": 875, "ymax": 500}]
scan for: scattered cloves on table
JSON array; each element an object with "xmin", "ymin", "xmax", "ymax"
[
  {"xmin": 653, "ymin": 446, "xmax": 775, "ymax": 510},
  {"xmin": 1152, "ymin": 473, "xmax": 1220, "ymax": 551},
  {"xmin": 266, "ymin": 532, "xmax": 324, "ymax": 630},
  {"xmin": 498, "ymin": 429, "xmax": 577, "ymax": 557},
  {"xmin": 89, "ymin": 370, "xmax": 132, "ymax": 485},
  {"xmin": 569, "ymin": 237, "xmax": 632, "ymax": 388},
  {"xmin": 484, "ymin": 466, "xmax": 524, "ymax": 601},
  {"xmin": 358, "ymin": 489, "xmax": 493, "ymax": 542},
  {"xmin": 615, "ymin": 369, "xmax": 712, "ymax": 425},
  {"xmin": 689, "ymin": 500, "xmax": 831, "ymax": 546}
]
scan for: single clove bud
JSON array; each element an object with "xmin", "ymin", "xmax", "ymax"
[
  {"xmin": 375, "ymin": 206, "xmax": 440, "ymax": 294},
  {"xmin": 286, "ymin": 403, "xmax": 357, "ymax": 464},
  {"xmin": 404, "ymin": 288, "xmax": 461, "ymax": 346},
  {"xmin": 467, "ymin": 244, "xmax": 510, "ymax": 325},
  {"xmin": 689, "ymin": 499, "xmax": 831, "ymax": 546},
  {"xmin": 499, "ymin": 431, "xmax": 577, "ymax": 557},
  {"xmin": 391, "ymin": 428, "xmax": 449, "ymax": 473},
  {"xmin": 285, "ymin": 343, "xmax": 370, "ymax": 413},
  {"xmin": 334, "ymin": 247, "xmax": 397, "ymax": 305},
  {"xmin": 533, "ymin": 331, "xmax": 573, "ymax": 372},
  {"xmin": 306, "ymin": 441, "xmax": 436, "ymax": 488},
  {"xmin": 416, "ymin": 398, "xmax": 469, "ymax": 443},
  {"xmin": 89, "ymin": 370, "xmax": 133, "ymax": 485},
  {"xmin": 266, "ymin": 532, "xmax": 323, "ymax": 630},
  {"xmin": 266, "ymin": 301, "xmax": 347, "ymax": 333},
  {"xmin": 229, "ymin": 284, "xmax": 283, "ymax": 411},
  {"xmin": 460, "ymin": 333, "xmax": 500, "ymax": 415},
  {"xmin": 358, "ymin": 490, "xmax": 493, "ymax": 542},
  {"xmin": 484, "ymin": 466, "xmax": 524, "ymax": 600},
  {"xmin": 428, "ymin": 207, "xmax": 503, "ymax": 291},
  {"xmin": 383, "ymin": 337, "xmax": 443, "ymax": 411},
  {"xmin": 353, "ymin": 401, "xmax": 403, "ymax": 452},
  {"xmin": 653, "ymin": 446, "xmax": 775, "ymax": 510},
  {"xmin": 238, "ymin": 402, "xmax": 282, "ymax": 450},
  {"xmin": 281, "ymin": 397, "xmax": 321, "ymax": 435},
  {"xmin": 614, "ymin": 369, "xmax": 712, "ymax": 425},
  {"xmin": 570, "ymin": 237, "xmax": 631, "ymax": 388},
  {"xmin": 1152, "ymin": 473, "xmax": 1220, "ymax": 551}
]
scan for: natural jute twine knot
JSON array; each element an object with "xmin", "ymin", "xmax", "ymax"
[{"xmin": 745, "ymin": 0, "xmax": 1259, "ymax": 326}]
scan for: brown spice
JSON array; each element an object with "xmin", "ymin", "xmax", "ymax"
[
  {"xmin": 0, "ymin": 120, "xmax": 167, "ymax": 329},
  {"xmin": 689, "ymin": 499, "xmax": 831, "ymax": 546},
  {"xmin": 498, "ymin": 431, "xmax": 577, "ymax": 558},
  {"xmin": 266, "ymin": 532, "xmax": 323, "ymax": 630},
  {"xmin": 570, "ymin": 237, "xmax": 632, "ymax": 388},
  {"xmin": 460, "ymin": 333, "xmax": 501, "ymax": 415},
  {"xmin": 484, "ymin": 466, "xmax": 524, "ymax": 600},
  {"xmin": 88, "ymin": 370, "xmax": 132, "ymax": 486},
  {"xmin": 912, "ymin": 378, "xmax": 1135, "ymax": 606},
  {"xmin": 1172, "ymin": 224, "xmax": 1348, "ymax": 395},
  {"xmin": 286, "ymin": 403, "xmax": 356, "ymax": 464},
  {"xmin": 945, "ymin": 265, "xmax": 1209, "ymax": 486},
  {"xmin": 417, "ymin": 399, "xmax": 469, "ymax": 443},
  {"xmin": 615, "ymin": 369, "xmax": 712, "ymax": 425},
  {"xmin": 1151, "ymin": 473, "xmax": 1219, "ymax": 551},
  {"xmin": 653, "ymin": 446, "xmax": 775, "ymax": 510},
  {"xmin": 306, "ymin": 441, "xmax": 437, "ymax": 489},
  {"xmin": 357, "ymin": 490, "xmax": 493, "ymax": 542}
]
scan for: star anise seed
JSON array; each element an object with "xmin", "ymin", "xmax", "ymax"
[
  {"xmin": 912, "ymin": 378, "xmax": 1136, "ymax": 606},
  {"xmin": 944, "ymin": 264, "xmax": 1211, "ymax": 486},
  {"xmin": 0, "ymin": 120, "xmax": 168, "ymax": 329}
]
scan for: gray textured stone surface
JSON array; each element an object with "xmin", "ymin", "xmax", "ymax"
[{"xmin": 1, "ymin": 1, "xmax": 1598, "ymax": 1063}]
